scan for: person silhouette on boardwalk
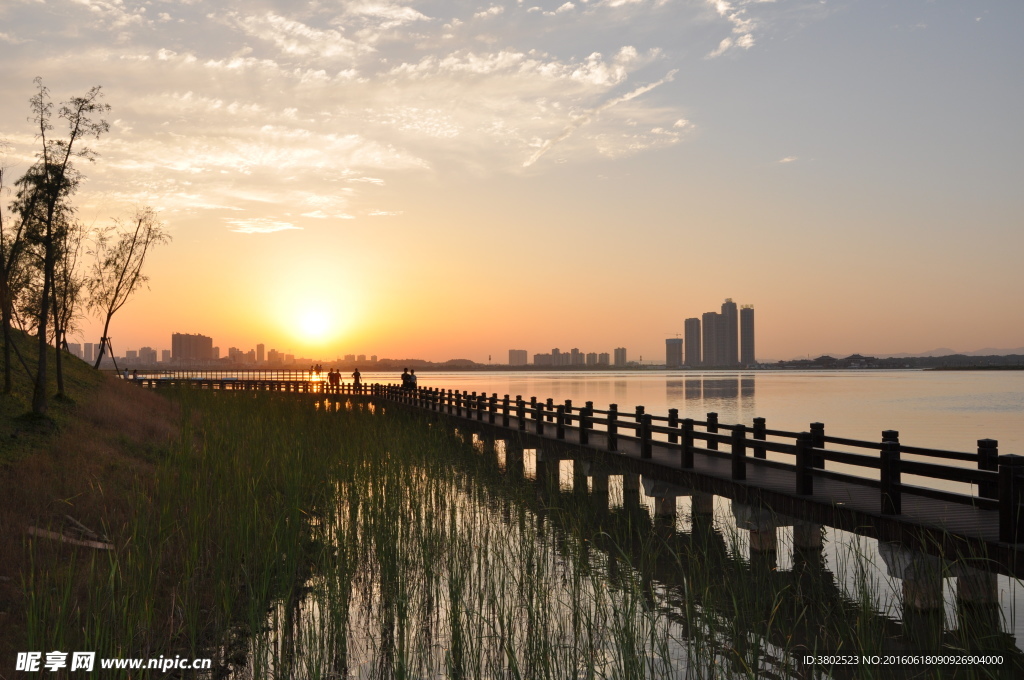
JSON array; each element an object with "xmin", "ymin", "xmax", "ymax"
[
  {"xmin": 352, "ymin": 368, "xmax": 361, "ymax": 389},
  {"xmin": 408, "ymin": 368, "xmax": 417, "ymax": 390},
  {"xmin": 400, "ymin": 368, "xmax": 410, "ymax": 390}
]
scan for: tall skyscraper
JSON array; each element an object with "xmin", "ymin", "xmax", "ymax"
[
  {"xmin": 257, "ymin": 343, "xmax": 265, "ymax": 363},
  {"xmin": 613, "ymin": 347, "xmax": 627, "ymax": 366},
  {"xmin": 508, "ymin": 349, "xmax": 528, "ymax": 366},
  {"xmin": 740, "ymin": 305, "xmax": 755, "ymax": 366},
  {"xmin": 721, "ymin": 298, "xmax": 739, "ymax": 367},
  {"xmin": 684, "ymin": 318, "xmax": 701, "ymax": 367},
  {"xmin": 665, "ymin": 338, "xmax": 683, "ymax": 368},
  {"xmin": 701, "ymin": 312, "xmax": 720, "ymax": 367}
]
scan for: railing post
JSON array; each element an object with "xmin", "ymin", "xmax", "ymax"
[
  {"xmin": 535, "ymin": 397, "xmax": 544, "ymax": 435},
  {"xmin": 707, "ymin": 412, "xmax": 719, "ymax": 451},
  {"xmin": 810, "ymin": 422, "xmax": 825, "ymax": 469},
  {"xmin": 580, "ymin": 401, "xmax": 593, "ymax": 446},
  {"xmin": 635, "ymin": 405, "xmax": 645, "ymax": 442},
  {"xmin": 545, "ymin": 398, "xmax": 555, "ymax": 422},
  {"xmin": 502, "ymin": 395, "xmax": 510, "ymax": 428},
  {"xmin": 795, "ymin": 432, "xmax": 813, "ymax": 495},
  {"xmin": 752, "ymin": 417, "xmax": 766, "ymax": 459},
  {"xmin": 607, "ymin": 404, "xmax": 618, "ymax": 452},
  {"xmin": 681, "ymin": 419, "xmax": 694, "ymax": 469},
  {"xmin": 731, "ymin": 424, "xmax": 747, "ymax": 480},
  {"xmin": 667, "ymin": 408, "xmax": 679, "ymax": 444},
  {"xmin": 556, "ymin": 405, "xmax": 566, "ymax": 440},
  {"xmin": 641, "ymin": 414, "xmax": 653, "ymax": 459},
  {"xmin": 978, "ymin": 439, "xmax": 999, "ymax": 500},
  {"xmin": 517, "ymin": 395, "xmax": 526, "ymax": 431},
  {"xmin": 489, "ymin": 393, "xmax": 497, "ymax": 424},
  {"xmin": 998, "ymin": 454, "xmax": 1024, "ymax": 543},
  {"xmin": 881, "ymin": 431, "xmax": 902, "ymax": 515},
  {"xmin": 564, "ymin": 399, "xmax": 572, "ymax": 431}
]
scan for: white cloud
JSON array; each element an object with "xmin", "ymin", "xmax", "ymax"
[
  {"xmin": 524, "ymin": 68, "xmax": 678, "ymax": 167},
  {"xmin": 473, "ymin": 5, "xmax": 505, "ymax": 19},
  {"xmin": 778, "ymin": 156, "xmax": 797, "ymax": 163},
  {"xmin": 226, "ymin": 218, "xmax": 301, "ymax": 234},
  {"xmin": 705, "ymin": 0, "xmax": 757, "ymax": 58},
  {"xmin": 232, "ymin": 12, "xmax": 367, "ymax": 61}
]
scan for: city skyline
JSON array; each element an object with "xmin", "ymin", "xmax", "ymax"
[{"xmin": 3, "ymin": 2, "xmax": 1022, "ymax": 362}]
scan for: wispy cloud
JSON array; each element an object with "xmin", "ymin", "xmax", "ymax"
[
  {"xmin": 778, "ymin": 156, "xmax": 797, "ymax": 163},
  {"xmin": 226, "ymin": 218, "xmax": 301, "ymax": 234},
  {"xmin": 524, "ymin": 69, "xmax": 678, "ymax": 167},
  {"xmin": 705, "ymin": 0, "xmax": 757, "ymax": 58}
]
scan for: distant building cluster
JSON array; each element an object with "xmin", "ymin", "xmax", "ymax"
[
  {"xmin": 668, "ymin": 299, "xmax": 755, "ymax": 368},
  {"xmin": 68, "ymin": 332, "xmax": 380, "ymax": 368},
  {"xmin": 508, "ymin": 347, "xmax": 627, "ymax": 367}
]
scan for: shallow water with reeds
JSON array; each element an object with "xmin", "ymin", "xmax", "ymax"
[{"xmin": 234, "ymin": 396, "xmax": 1024, "ymax": 679}]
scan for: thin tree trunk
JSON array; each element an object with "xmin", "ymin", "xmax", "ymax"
[
  {"xmin": 92, "ymin": 311, "xmax": 114, "ymax": 370},
  {"xmin": 52, "ymin": 280, "xmax": 64, "ymax": 396}
]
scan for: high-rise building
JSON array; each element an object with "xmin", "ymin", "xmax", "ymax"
[
  {"xmin": 721, "ymin": 298, "xmax": 739, "ymax": 367},
  {"xmin": 139, "ymin": 347, "xmax": 157, "ymax": 364},
  {"xmin": 257, "ymin": 343, "xmax": 265, "ymax": 363},
  {"xmin": 586, "ymin": 352, "xmax": 598, "ymax": 366},
  {"xmin": 172, "ymin": 333, "xmax": 214, "ymax": 362},
  {"xmin": 570, "ymin": 348, "xmax": 584, "ymax": 365},
  {"xmin": 268, "ymin": 349, "xmax": 281, "ymax": 364},
  {"xmin": 534, "ymin": 353, "xmax": 553, "ymax": 366},
  {"xmin": 665, "ymin": 338, "xmax": 683, "ymax": 368},
  {"xmin": 701, "ymin": 312, "xmax": 719, "ymax": 366},
  {"xmin": 84, "ymin": 342, "xmax": 94, "ymax": 364},
  {"xmin": 684, "ymin": 318, "xmax": 701, "ymax": 367},
  {"xmin": 126, "ymin": 350, "xmax": 138, "ymax": 361},
  {"xmin": 357, "ymin": 354, "xmax": 366, "ymax": 362},
  {"xmin": 508, "ymin": 349, "xmax": 528, "ymax": 366},
  {"xmin": 161, "ymin": 349, "xmax": 171, "ymax": 363},
  {"xmin": 740, "ymin": 305, "xmax": 755, "ymax": 366},
  {"xmin": 613, "ymin": 347, "xmax": 627, "ymax": 366},
  {"xmin": 598, "ymin": 352, "xmax": 610, "ymax": 366},
  {"xmin": 67, "ymin": 342, "xmax": 82, "ymax": 359}
]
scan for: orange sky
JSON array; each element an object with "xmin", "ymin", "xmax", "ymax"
[{"xmin": 3, "ymin": 1, "xmax": 1022, "ymax": 362}]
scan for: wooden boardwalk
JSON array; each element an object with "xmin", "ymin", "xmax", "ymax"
[{"xmin": 135, "ymin": 376, "xmax": 1024, "ymax": 577}]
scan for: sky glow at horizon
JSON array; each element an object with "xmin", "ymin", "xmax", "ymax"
[{"xmin": 1, "ymin": 0, "xmax": 1022, "ymax": 362}]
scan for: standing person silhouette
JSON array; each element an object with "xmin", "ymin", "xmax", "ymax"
[
  {"xmin": 408, "ymin": 368, "xmax": 417, "ymax": 390},
  {"xmin": 400, "ymin": 368, "xmax": 410, "ymax": 390},
  {"xmin": 352, "ymin": 368, "xmax": 361, "ymax": 390}
]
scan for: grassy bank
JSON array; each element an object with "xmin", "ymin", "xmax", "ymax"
[{"xmin": 1, "ymin": 331, "xmax": 351, "ymax": 673}]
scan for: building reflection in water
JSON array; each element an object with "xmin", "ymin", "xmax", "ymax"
[{"xmin": 668, "ymin": 374, "xmax": 756, "ymax": 423}]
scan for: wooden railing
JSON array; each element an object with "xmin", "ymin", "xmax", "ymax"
[{"xmin": 373, "ymin": 384, "xmax": 1024, "ymax": 545}]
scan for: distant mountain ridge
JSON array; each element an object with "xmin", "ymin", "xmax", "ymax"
[{"xmin": 785, "ymin": 347, "xmax": 1024, "ymax": 361}]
